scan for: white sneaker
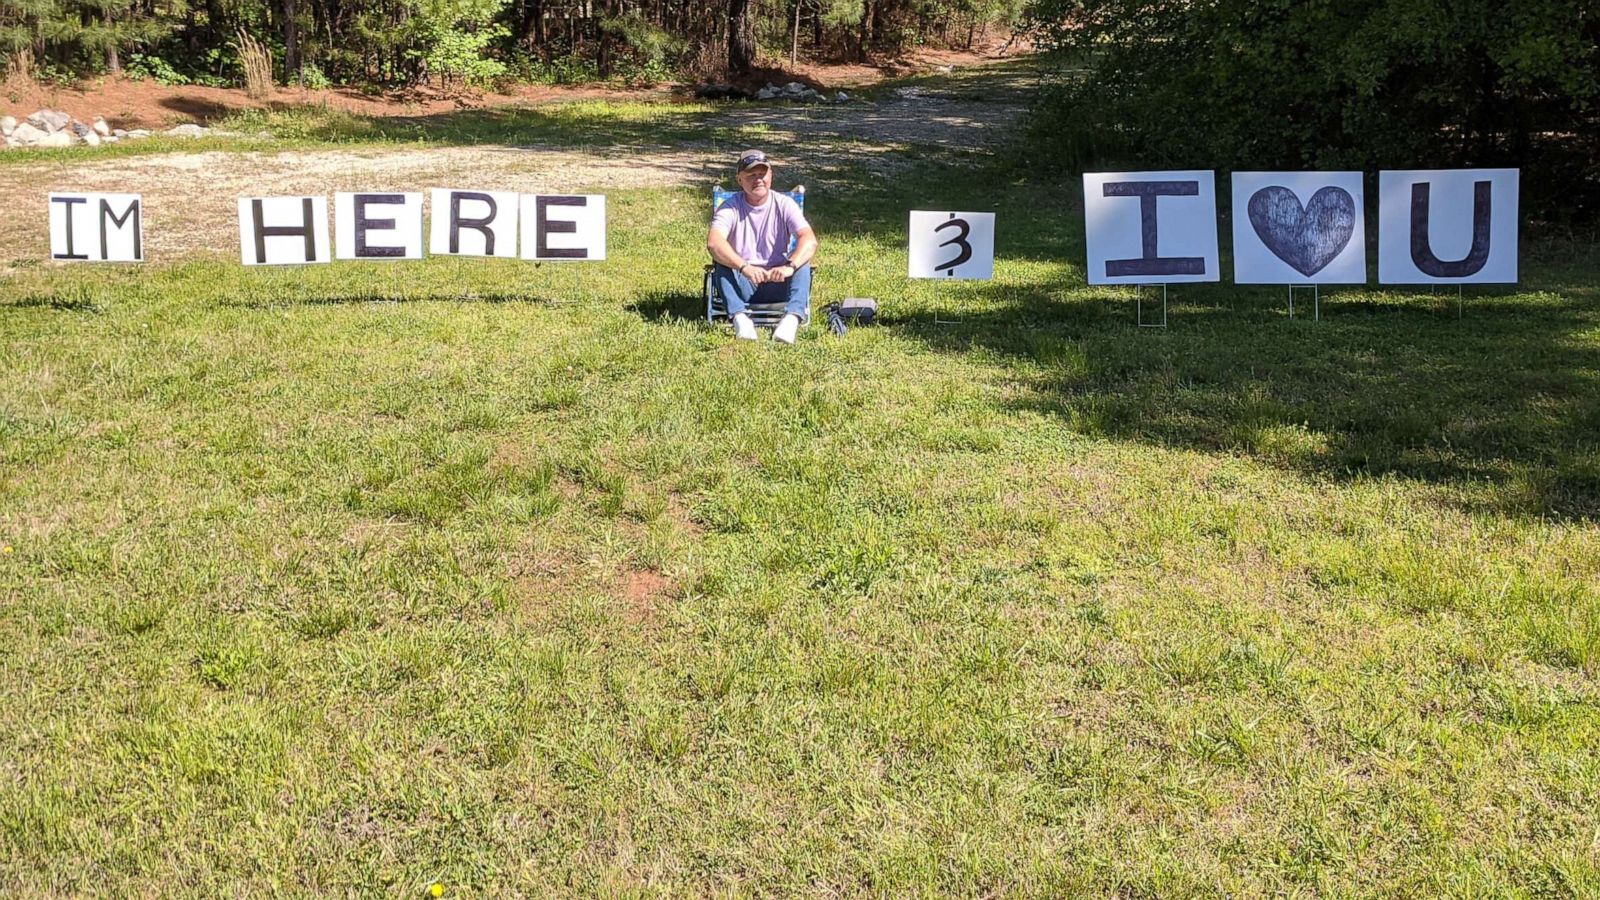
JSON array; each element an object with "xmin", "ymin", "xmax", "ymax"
[
  {"xmin": 732, "ymin": 312, "xmax": 757, "ymax": 340},
  {"xmin": 772, "ymin": 313, "xmax": 800, "ymax": 345}
]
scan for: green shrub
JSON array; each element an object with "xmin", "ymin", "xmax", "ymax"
[
  {"xmin": 125, "ymin": 53, "xmax": 188, "ymax": 86},
  {"xmin": 1023, "ymin": 0, "xmax": 1600, "ymax": 224}
]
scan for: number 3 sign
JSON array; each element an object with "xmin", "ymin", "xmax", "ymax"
[{"xmin": 909, "ymin": 211, "xmax": 995, "ymax": 280}]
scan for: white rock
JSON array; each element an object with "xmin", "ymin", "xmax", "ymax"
[
  {"xmin": 835, "ymin": 91, "xmax": 849, "ymax": 102},
  {"xmin": 0, "ymin": 115, "xmax": 14, "ymax": 136},
  {"xmin": 27, "ymin": 109, "xmax": 71, "ymax": 133},
  {"xmin": 103, "ymin": 134, "xmax": 119, "ymax": 142},
  {"xmin": 165, "ymin": 123, "xmax": 206, "ymax": 137},
  {"xmin": 9, "ymin": 122, "xmax": 46, "ymax": 144},
  {"xmin": 112, "ymin": 128, "xmax": 128, "ymax": 137},
  {"xmin": 92, "ymin": 117, "xmax": 110, "ymax": 136},
  {"xmin": 756, "ymin": 87, "xmax": 778, "ymax": 100},
  {"xmin": 80, "ymin": 130, "xmax": 101, "ymax": 147},
  {"xmin": 783, "ymin": 82, "xmax": 806, "ymax": 93},
  {"xmin": 124, "ymin": 129, "xmax": 152, "ymax": 139},
  {"xmin": 37, "ymin": 131, "xmax": 73, "ymax": 147}
]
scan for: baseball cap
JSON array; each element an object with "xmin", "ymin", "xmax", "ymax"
[{"xmin": 736, "ymin": 149, "xmax": 772, "ymax": 173}]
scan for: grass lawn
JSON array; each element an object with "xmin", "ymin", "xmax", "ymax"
[{"xmin": 3, "ymin": 73, "xmax": 1600, "ymax": 895}]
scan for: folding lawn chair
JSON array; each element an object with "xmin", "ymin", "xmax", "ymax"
[{"xmin": 704, "ymin": 185, "xmax": 810, "ymax": 329}]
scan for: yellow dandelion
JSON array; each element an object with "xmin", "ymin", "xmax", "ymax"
[{"xmin": 429, "ymin": 884, "xmax": 444, "ymax": 898}]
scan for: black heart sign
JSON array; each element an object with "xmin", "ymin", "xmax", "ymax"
[{"xmin": 1247, "ymin": 185, "xmax": 1356, "ymax": 277}]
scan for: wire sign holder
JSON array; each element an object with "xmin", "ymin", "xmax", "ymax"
[
  {"xmin": 1135, "ymin": 283, "xmax": 1168, "ymax": 328},
  {"xmin": 1287, "ymin": 284, "xmax": 1321, "ymax": 321}
]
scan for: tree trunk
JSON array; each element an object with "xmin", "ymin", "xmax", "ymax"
[
  {"xmin": 283, "ymin": 0, "xmax": 300, "ymax": 80},
  {"xmin": 727, "ymin": 0, "xmax": 755, "ymax": 74},
  {"xmin": 790, "ymin": 0, "xmax": 799, "ymax": 66},
  {"xmin": 105, "ymin": 7, "xmax": 120, "ymax": 74}
]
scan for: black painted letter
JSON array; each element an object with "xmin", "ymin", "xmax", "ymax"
[
  {"xmin": 449, "ymin": 192, "xmax": 498, "ymax": 255},
  {"xmin": 535, "ymin": 195, "xmax": 588, "ymax": 259},
  {"xmin": 51, "ymin": 196, "xmax": 89, "ymax": 260},
  {"xmin": 251, "ymin": 198, "xmax": 318, "ymax": 264},
  {"xmin": 353, "ymin": 193, "xmax": 405, "ymax": 258},
  {"xmin": 1410, "ymin": 181, "xmax": 1491, "ymax": 278},
  {"xmin": 98, "ymin": 197, "xmax": 142, "ymax": 261},
  {"xmin": 1103, "ymin": 181, "xmax": 1205, "ymax": 278}
]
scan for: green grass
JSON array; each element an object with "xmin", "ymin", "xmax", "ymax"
[{"xmin": 3, "ymin": 66, "xmax": 1600, "ymax": 896}]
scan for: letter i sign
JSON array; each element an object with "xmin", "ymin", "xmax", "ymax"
[{"xmin": 908, "ymin": 210, "xmax": 995, "ymax": 280}]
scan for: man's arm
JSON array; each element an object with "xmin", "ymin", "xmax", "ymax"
[
  {"xmin": 787, "ymin": 227, "xmax": 817, "ymax": 268},
  {"xmin": 707, "ymin": 226, "xmax": 770, "ymax": 284},
  {"xmin": 767, "ymin": 227, "xmax": 816, "ymax": 283}
]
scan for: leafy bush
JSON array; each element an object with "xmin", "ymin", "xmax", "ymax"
[
  {"xmin": 511, "ymin": 53, "xmax": 602, "ymax": 85},
  {"xmin": 601, "ymin": 12, "xmax": 685, "ymax": 84},
  {"xmin": 1023, "ymin": 0, "xmax": 1600, "ymax": 224},
  {"xmin": 125, "ymin": 54, "xmax": 188, "ymax": 86},
  {"xmin": 413, "ymin": 23, "xmax": 508, "ymax": 88},
  {"xmin": 297, "ymin": 65, "xmax": 332, "ymax": 90}
]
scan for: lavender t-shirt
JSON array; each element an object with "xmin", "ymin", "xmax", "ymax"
[{"xmin": 711, "ymin": 192, "xmax": 810, "ymax": 267}]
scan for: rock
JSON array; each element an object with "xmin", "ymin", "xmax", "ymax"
[
  {"xmin": 165, "ymin": 123, "xmax": 207, "ymax": 137},
  {"xmin": 783, "ymin": 81, "xmax": 806, "ymax": 94},
  {"xmin": 112, "ymin": 128, "xmax": 128, "ymax": 137},
  {"xmin": 27, "ymin": 109, "xmax": 71, "ymax": 133},
  {"xmin": 9, "ymin": 122, "xmax": 47, "ymax": 145},
  {"xmin": 0, "ymin": 115, "xmax": 14, "ymax": 136},
  {"xmin": 756, "ymin": 86, "xmax": 778, "ymax": 100},
  {"xmin": 92, "ymin": 117, "xmax": 111, "ymax": 136},
  {"xmin": 800, "ymin": 89, "xmax": 823, "ymax": 101},
  {"xmin": 37, "ymin": 130, "xmax": 73, "ymax": 148},
  {"xmin": 102, "ymin": 134, "xmax": 119, "ymax": 143},
  {"xmin": 69, "ymin": 120, "xmax": 102, "ymax": 146},
  {"xmin": 124, "ymin": 129, "xmax": 151, "ymax": 139},
  {"xmin": 835, "ymin": 91, "xmax": 850, "ymax": 102}
]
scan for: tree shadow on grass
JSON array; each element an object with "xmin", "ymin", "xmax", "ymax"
[
  {"xmin": 891, "ymin": 273, "xmax": 1600, "ymax": 520},
  {"xmin": 3, "ymin": 293, "xmax": 106, "ymax": 312},
  {"xmin": 627, "ymin": 289, "xmax": 705, "ymax": 323},
  {"xmin": 214, "ymin": 290, "xmax": 574, "ymax": 308}
]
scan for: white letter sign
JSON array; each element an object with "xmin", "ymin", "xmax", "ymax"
[
  {"xmin": 238, "ymin": 196, "xmax": 330, "ymax": 265},
  {"xmin": 49, "ymin": 193, "xmax": 143, "ymax": 262},
  {"xmin": 1084, "ymin": 171, "xmax": 1219, "ymax": 285},
  {"xmin": 336, "ymin": 192, "xmax": 423, "ymax": 260},
  {"xmin": 1379, "ymin": 169, "xmax": 1519, "ymax": 284},
  {"xmin": 908, "ymin": 211, "xmax": 995, "ymax": 279},
  {"xmin": 1231, "ymin": 172, "xmax": 1366, "ymax": 284},
  {"xmin": 519, "ymin": 194, "xmax": 606, "ymax": 261},
  {"xmin": 429, "ymin": 189, "xmax": 518, "ymax": 258}
]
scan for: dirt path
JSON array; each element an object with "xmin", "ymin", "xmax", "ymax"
[{"xmin": 0, "ymin": 58, "xmax": 1034, "ymax": 263}]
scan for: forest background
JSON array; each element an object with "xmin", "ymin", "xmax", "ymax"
[{"xmin": 0, "ymin": 1, "xmax": 1596, "ymax": 218}]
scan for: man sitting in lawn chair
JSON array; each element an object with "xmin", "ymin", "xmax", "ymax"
[{"xmin": 705, "ymin": 149, "xmax": 818, "ymax": 344}]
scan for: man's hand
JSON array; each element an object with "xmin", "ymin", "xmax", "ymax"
[
  {"xmin": 742, "ymin": 263, "xmax": 772, "ymax": 285},
  {"xmin": 767, "ymin": 265, "xmax": 795, "ymax": 283}
]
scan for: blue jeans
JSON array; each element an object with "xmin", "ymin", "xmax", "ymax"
[{"xmin": 713, "ymin": 263, "xmax": 812, "ymax": 318}]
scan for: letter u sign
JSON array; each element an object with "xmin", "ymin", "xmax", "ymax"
[{"xmin": 1378, "ymin": 169, "xmax": 1519, "ymax": 284}]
